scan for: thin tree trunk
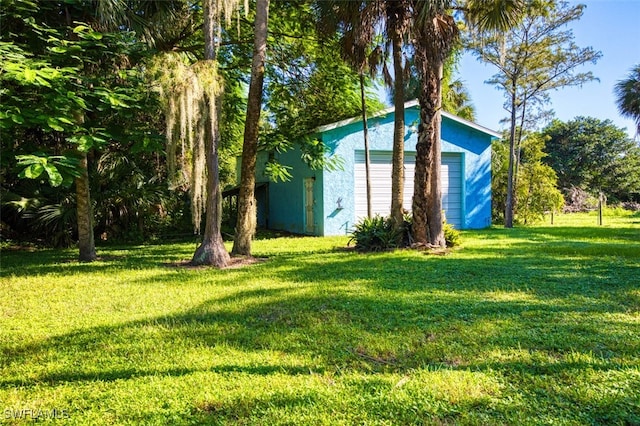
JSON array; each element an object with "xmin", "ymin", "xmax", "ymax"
[
  {"xmin": 390, "ymin": 29, "xmax": 405, "ymax": 227},
  {"xmin": 359, "ymin": 73, "xmax": 372, "ymax": 218},
  {"xmin": 232, "ymin": 0, "xmax": 270, "ymax": 256},
  {"xmin": 513, "ymin": 97, "xmax": 527, "ymax": 198},
  {"xmin": 505, "ymin": 87, "xmax": 518, "ymax": 228},
  {"xmin": 76, "ymin": 151, "xmax": 96, "ymax": 262},
  {"xmin": 192, "ymin": 0, "xmax": 229, "ymax": 267}
]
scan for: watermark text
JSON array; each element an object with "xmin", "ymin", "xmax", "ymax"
[{"xmin": 4, "ymin": 408, "xmax": 70, "ymax": 421}]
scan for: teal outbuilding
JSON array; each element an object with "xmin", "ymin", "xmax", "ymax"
[{"xmin": 248, "ymin": 100, "xmax": 499, "ymax": 236}]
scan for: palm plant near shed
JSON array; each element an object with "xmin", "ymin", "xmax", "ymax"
[
  {"xmin": 410, "ymin": 0, "xmax": 524, "ymax": 247},
  {"xmin": 319, "ymin": 1, "xmax": 523, "ymax": 248},
  {"xmin": 317, "ymin": 0, "xmax": 413, "ymax": 228}
]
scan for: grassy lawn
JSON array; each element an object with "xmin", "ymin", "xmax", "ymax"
[{"xmin": 1, "ymin": 212, "xmax": 639, "ymax": 425}]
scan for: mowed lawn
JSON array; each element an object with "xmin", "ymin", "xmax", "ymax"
[{"xmin": 1, "ymin": 212, "xmax": 639, "ymax": 425}]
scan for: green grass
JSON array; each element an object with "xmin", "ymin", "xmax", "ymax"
[{"xmin": 1, "ymin": 212, "xmax": 639, "ymax": 425}]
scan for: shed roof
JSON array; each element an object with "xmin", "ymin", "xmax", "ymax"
[{"xmin": 315, "ymin": 99, "xmax": 502, "ymax": 139}]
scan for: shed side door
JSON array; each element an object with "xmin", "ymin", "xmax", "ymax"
[{"xmin": 304, "ymin": 177, "xmax": 315, "ymax": 234}]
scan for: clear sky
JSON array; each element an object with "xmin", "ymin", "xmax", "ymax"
[{"xmin": 458, "ymin": 0, "xmax": 640, "ymax": 138}]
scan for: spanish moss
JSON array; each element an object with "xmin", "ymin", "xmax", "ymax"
[{"xmin": 151, "ymin": 53, "xmax": 222, "ymax": 234}]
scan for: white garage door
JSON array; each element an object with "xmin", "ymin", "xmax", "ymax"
[{"xmin": 354, "ymin": 151, "xmax": 463, "ymax": 229}]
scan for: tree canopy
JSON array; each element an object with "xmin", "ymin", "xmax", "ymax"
[
  {"xmin": 466, "ymin": 0, "xmax": 601, "ymax": 227},
  {"xmin": 542, "ymin": 117, "xmax": 640, "ymax": 202}
]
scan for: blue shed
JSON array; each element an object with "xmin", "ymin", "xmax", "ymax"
[{"xmin": 249, "ymin": 99, "xmax": 499, "ymax": 236}]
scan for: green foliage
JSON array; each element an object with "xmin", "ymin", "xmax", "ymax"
[
  {"xmin": 349, "ymin": 215, "xmax": 401, "ymax": 252},
  {"xmin": 263, "ymin": 3, "xmax": 384, "ymax": 173},
  {"xmin": 492, "ymin": 132, "xmax": 564, "ymax": 224},
  {"xmin": 15, "ymin": 155, "xmax": 81, "ymax": 187},
  {"xmin": 0, "ymin": 0, "xmax": 176, "ymax": 246},
  {"xmin": 515, "ymin": 133, "xmax": 565, "ymax": 224},
  {"xmin": 542, "ymin": 117, "xmax": 640, "ymax": 202},
  {"xmin": 614, "ymin": 64, "xmax": 640, "ymax": 135},
  {"xmin": 263, "ymin": 161, "xmax": 292, "ymax": 183},
  {"xmin": 351, "ymin": 213, "xmax": 462, "ymax": 250},
  {"xmin": 443, "ymin": 222, "xmax": 462, "ymax": 247}
]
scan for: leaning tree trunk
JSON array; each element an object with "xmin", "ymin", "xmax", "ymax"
[
  {"xmin": 504, "ymin": 86, "xmax": 518, "ymax": 228},
  {"xmin": 390, "ymin": 29, "xmax": 406, "ymax": 228},
  {"xmin": 76, "ymin": 151, "xmax": 96, "ymax": 262},
  {"xmin": 191, "ymin": 0, "xmax": 230, "ymax": 267},
  {"xmin": 359, "ymin": 73, "xmax": 373, "ymax": 218},
  {"xmin": 232, "ymin": 0, "xmax": 270, "ymax": 256}
]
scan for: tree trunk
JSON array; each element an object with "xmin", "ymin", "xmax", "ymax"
[
  {"xmin": 192, "ymin": 0, "xmax": 229, "ymax": 267},
  {"xmin": 414, "ymin": 53, "xmax": 445, "ymax": 247},
  {"xmin": 191, "ymin": 95, "xmax": 230, "ymax": 267},
  {"xmin": 76, "ymin": 151, "xmax": 96, "ymax": 262},
  {"xmin": 513, "ymin": 97, "xmax": 527, "ymax": 201},
  {"xmin": 232, "ymin": 0, "xmax": 270, "ymax": 256},
  {"xmin": 359, "ymin": 73, "xmax": 373, "ymax": 218},
  {"xmin": 427, "ymin": 65, "xmax": 445, "ymax": 247},
  {"xmin": 505, "ymin": 88, "xmax": 518, "ymax": 228},
  {"xmin": 390, "ymin": 29, "xmax": 405, "ymax": 227}
]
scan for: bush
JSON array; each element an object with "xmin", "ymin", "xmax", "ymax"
[
  {"xmin": 563, "ymin": 186, "xmax": 599, "ymax": 213},
  {"xmin": 349, "ymin": 213, "xmax": 462, "ymax": 251},
  {"xmin": 349, "ymin": 215, "xmax": 401, "ymax": 252},
  {"xmin": 444, "ymin": 223, "xmax": 462, "ymax": 248}
]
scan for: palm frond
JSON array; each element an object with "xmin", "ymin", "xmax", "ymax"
[
  {"xmin": 614, "ymin": 64, "xmax": 640, "ymax": 134},
  {"xmin": 464, "ymin": 0, "xmax": 526, "ymax": 32}
]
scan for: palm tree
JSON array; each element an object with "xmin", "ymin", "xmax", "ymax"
[
  {"xmin": 615, "ymin": 64, "xmax": 640, "ymax": 136},
  {"xmin": 317, "ymin": 0, "xmax": 412, "ymax": 228},
  {"xmin": 411, "ymin": 0, "xmax": 523, "ymax": 246},
  {"xmin": 316, "ymin": 1, "xmax": 379, "ymax": 219},
  {"xmin": 411, "ymin": 8, "xmax": 458, "ymax": 247}
]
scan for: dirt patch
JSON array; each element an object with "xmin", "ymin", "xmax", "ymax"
[{"xmin": 165, "ymin": 256, "xmax": 268, "ymax": 270}]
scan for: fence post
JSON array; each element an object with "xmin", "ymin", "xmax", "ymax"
[{"xmin": 598, "ymin": 192, "xmax": 603, "ymax": 226}]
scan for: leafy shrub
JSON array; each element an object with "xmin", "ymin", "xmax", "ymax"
[
  {"xmin": 444, "ymin": 223, "xmax": 462, "ymax": 248},
  {"xmin": 592, "ymin": 205, "xmax": 637, "ymax": 218},
  {"xmin": 350, "ymin": 213, "xmax": 462, "ymax": 251},
  {"xmin": 400, "ymin": 213, "xmax": 414, "ymax": 247},
  {"xmin": 349, "ymin": 215, "xmax": 401, "ymax": 251}
]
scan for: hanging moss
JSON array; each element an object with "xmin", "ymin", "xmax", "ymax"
[
  {"xmin": 149, "ymin": 54, "xmax": 223, "ymax": 233},
  {"xmin": 149, "ymin": 0, "xmax": 242, "ymax": 234}
]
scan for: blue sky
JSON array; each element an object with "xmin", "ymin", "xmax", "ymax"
[{"xmin": 457, "ymin": 0, "xmax": 640, "ymax": 138}]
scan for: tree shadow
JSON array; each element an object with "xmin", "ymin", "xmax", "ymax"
[{"xmin": 2, "ymin": 224, "xmax": 638, "ymax": 423}]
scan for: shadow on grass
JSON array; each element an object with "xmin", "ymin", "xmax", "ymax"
[
  {"xmin": 1, "ymin": 224, "xmax": 639, "ymax": 423},
  {"xmin": 3, "ymin": 279, "xmax": 638, "ymax": 422},
  {"xmin": 0, "ymin": 238, "xmax": 348, "ymax": 278},
  {"xmin": 0, "ymin": 244, "xmax": 195, "ymax": 278}
]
